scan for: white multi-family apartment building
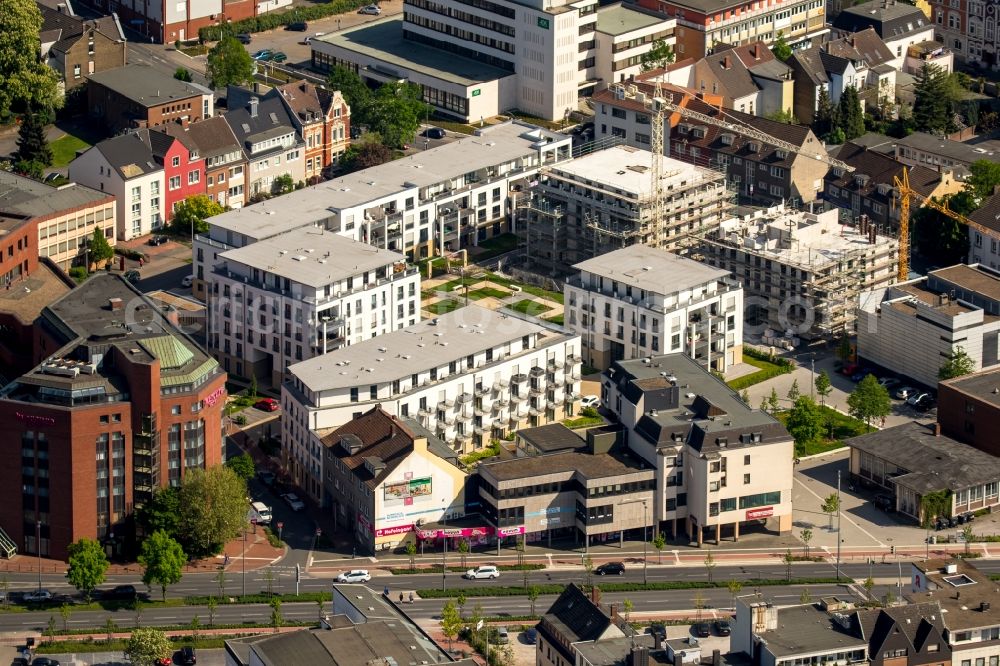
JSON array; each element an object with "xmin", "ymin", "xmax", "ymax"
[
  {"xmin": 564, "ymin": 244, "xmax": 744, "ymax": 371},
  {"xmin": 208, "ymin": 226, "xmax": 420, "ymax": 387},
  {"xmin": 282, "ymin": 305, "xmax": 583, "ymax": 500}
]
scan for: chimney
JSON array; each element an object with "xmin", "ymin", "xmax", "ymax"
[
  {"xmin": 591, "ymin": 586, "xmax": 602, "ymax": 607},
  {"xmin": 610, "ymin": 603, "xmax": 618, "ymax": 619},
  {"xmin": 249, "ymin": 96, "xmax": 259, "ymax": 118},
  {"xmin": 108, "ymin": 297, "xmax": 123, "ymax": 311},
  {"xmin": 629, "ymin": 647, "xmax": 650, "ymax": 666},
  {"xmin": 714, "ymin": 650, "xmax": 722, "ymax": 666},
  {"xmin": 933, "ymin": 422, "xmax": 941, "ymax": 437},
  {"xmin": 674, "ymin": 653, "xmax": 683, "ymax": 666},
  {"xmin": 654, "ymin": 633, "xmax": 663, "ymax": 650},
  {"xmin": 723, "ymin": 55, "xmax": 731, "ymax": 69}
]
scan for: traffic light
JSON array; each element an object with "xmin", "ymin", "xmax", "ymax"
[{"xmin": 890, "ymin": 545, "xmax": 895, "ymax": 555}]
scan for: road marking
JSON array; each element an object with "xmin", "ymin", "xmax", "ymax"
[
  {"xmin": 794, "ymin": 475, "xmax": 885, "ymax": 548},
  {"xmin": 673, "ymin": 550, "xmax": 681, "ymax": 565}
]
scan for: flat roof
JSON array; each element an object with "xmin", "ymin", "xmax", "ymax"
[
  {"xmin": 896, "ymin": 131, "xmax": 1000, "ymax": 163},
  {"xmin": 479, "ymin": 448, "xmax": 652, "ymax": 482},
  {"xmin": 596, "ymin": 3, "xmax": 666, "ymax": 36},
  {"xmin": 289, "ymin": 305, "xmax": 568, "ymax": 392},
  {"xmin": 549, "ymin": 145, "xmax": 722, "ymax": 198},
  {"xmin": 0, "ymin": 171, "xmax": 112, "ymax": 220},
  {"xmin": 219, "ymin": 226, "xmax": 405, "ymax": 287},
  {"xmin": 314, "ymin": 17, "xmax": 514, "ymax": 87},
  {"xmin": 86, "ymin": 64, "xmax": 211, "ymax": 106},
  {"xmin": 205, "ymin": 205, "xmax": 324, "ymax": 242},
  {"xmin": 846, "ymin": 421, "xmax": 1000, "ymax": 494},
  {"xmin": 941, "ymin": 366, "xmax": 1000, "ymax": 409},
  {"xmin": 572, "ymin": 244, "xmax": 729, "ymax": 294},
  {"xmin": 756, "ymin": 603, "xmax": 866, "ymax": 658},
  {"xmin": 912, "ymin": 559, "xmax": 1000, "ymax": 630},
  {"xmin": 517, "ymin": 423, "xmax": 587, "ymax": 453},
  {"xmin": 931, "ymin": 264, "xmax": 1000, "ymax": 302},
  {"xmin": 0, "ymin": 261, "xmax": 72, "ymax": 325}
]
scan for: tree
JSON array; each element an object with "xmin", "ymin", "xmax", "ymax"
[
  {"xmin": 783, "ymin": 549, "xmax": 794, "ymax": 581},
  {"xmin": 171, "ymin": 194, "xmax": 224, "ymax": 236},
  {"xmin": 800, "ymin": 528, "xmax": 813, "ymax": 556},
  {"xmin": 771, "ymin": 31, "xmax": 792, "ymax": 61},
  {"xmin": 272, "ymin": 174, "xmax": 295, "ymax": 195},
  {"xmin": 440, "ymin": 599, "xmax": 461, "ymax": 652},
  {"xmin": 457, "ymin": 539, "xmax": 470, "ymax": 568},
  {"xmin": 139, "ymin": 530, "xmax": 186, "ymax": 601},
  {"xmin": 912, "ymin": 63, "xmax": 953, "ymax": 135},
  {"xmin": 456, "ymin": 593, "xmax": 467, "ymax": 619},
  {"xmin": 787, "ymin": 379, "xmax": 801, "ymax": 402},
  {"xmin": 652, "ymin": 532, "xmax": 666, "ymax": 564},
  {"xmin": 206, "ymin": 36, "xmax": 254, "ymax": 89},
  {"xmin": 961, "ymin": 524, "xmax": 974, "ymax": 555},
  {"xmin": 88, "ymin": 228, "xmax": 114, "ymax": 266},
  {"xmin": 693, "ymin": 590, "xmax": 706, "ymax": 620},
  {"xmin": 405, "ymin": 542, "xmax": 417, "ymax": 569},
  {"xmin": 740, "ymin": 389, "xmax": 751, "ymax": 405},
  {"xmin": 189, "ymin": 614, "xmax": 201, "ymax": 639},
  {"xmin": 65, "ymin": 538, "xmax": 109, "ymax": 601},
  {"xmin": 516, "ymin": 536, "xmax": 525, "ymax": 568},
  {"xmin": 225, "ymin": 453, "xmax": 255, "ymax": 481},
  {"xmin": 765, "ymin": 109, "xmax": 797, "ymax": 124},
  {"xmin": 583, "ymin": 554, "xmax": 594, "ymax": 589},
  {"xmin": 124, "ymin": 627, "xmax": 172, "ymax": 666},
  {"xmin": 207, "ymin": 596, "xmax": 218, "ymax": 626},
  {"xmin": 59, "ymin": 603, "xmax": 71, "ymax": 632},
  {"xmin": 177, "ymin": 465, "xmax": 248, "ymax": 557},
  {"xmin": 815, "ymin": 371, "xmax": 832, "ymax": 407},
  {"xmin": 137, "ymin": 486, "xmax": 181, "ymax": 538},
  {"xmin": 813, "ymin": 87, "xmax": 835, "ymax": 139},
  {"xmin": 766, "ymin": 388, "xmax": 781, "ymax": 414},
  {"xmin": 837, "ymin": 336, "xmax": 853, "ymax": 364},
  {"xmin": 727, "ymin": 579, "xmax": 743, "ymax": 609},
  {"xmin": 640, "ymin": 39, "xmax": 676, "ymax": 71},
  {"xmin": 14, "ymin": 106, "xmax": 52, "ymax": 174},
  {"xmin": 341, "ymin": 134, "xmax": 392, "ymax": 173},
  {"xmin": 134, "ymin": 598, "xmax": 144, "ymax": 627},
  {"xmin": 939, "ymin": 346, "xmax": 976, "ymax": 380},
  {"xmin": 821, "ymin": 492, "xmax": 841, "ymax": 529},
  {"xmin": 528, "ymin": 585, "xmax": 540, "ymax": 616},
  {"xmin": 269, "ymin": 596, "xmax": 283, "ymax": 633},
  {"xmin": 0, "ymin": 0, "xmax": 62, "ymax": 120},
  {"xmin": 966, "ymin": 159, "xmax": 1000, "ymax": 202},
  {"xmin": 174, "ymin": 67, "xmax": 193, "ymax": 82},
  {"xmin": 786, "ymin": 396, "xmax": 825, "ymax": 449},
  {"xmin": 882, "ymin": 590, "xmax": 896, "ymax": 607},
  {"xmin": 863, "ymin": 576, "xmax": 875, "ymax": 599},
  {"xmin": 704, "ymin": 550, "xmax": 716, "ymax": 583},
  {"xmin": 847, "ymin": 375, "xmax": 891, "ymax": 428},
  {"xmin": 799, "ymin": 587, "xmax": 812, "ymax": 604},
  {"xmin": 622, "ymin": 598, "xmax": 634, "ymax": 626},
  {"xmin": 103, "ymin": 616, "xmax": 117, "ymax": 644},
  {"xmin": 364, "ymin": 81, "xmax": 429, "ymax": 149},
  {"xmin": 0, "ymin": 575, "xmax": 9, "ymax": 609},
  {"xmin": 215, "ymin": 569, "xmax": 227, "ymax": 599},
  {"xmin": 913, "ymin": 191, "xmax": 973, "ymax": 265},
  {"xmin": 326, "ymin": 65, "xmax": 372, "ymax": 113},
  {"xmin": 836, "ymin": 86, "xmax": 866, "ymax": 141}
]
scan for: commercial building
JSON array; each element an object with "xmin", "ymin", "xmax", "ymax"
[
  {"xmin": 938, "ymin": 366, "xmax": 1000, "ymax": 458},
  {"xmin": 634, "ymin": 0, "xmax": 828, "ymax": 61},
  {"xmin": 698, "ymin": 205, "xmax": 899, "ymax": 341},
  {"xmin": 564, "ymin": 244, "xmax": 743, "ymax": 370},
  {"xmin": 0, "ymin": 274, "xmax": 226, "ymax": 560},
  {"xmin": 319, "ymin": 406, "xmax": 465, "ymax": 552},
  {"xmin": 847, "ymin": 422, "xmax": 1000, "ymax": 523},
  {"xmin": 594, "ymin": 4, "xmax": 677, "ymax": 87},
  {"xmin": 222, "ymin": 91, "xmax": 305, "ymax": 200},
  {"xmin": 603, "ymin": 352, "xmax": 794, "ymax": 544},
  {"xmin": 857, "ymin": 264, "xmax": 1000, "ymax": 388},
  {"xmin": 0, "ymin": 171, "xmax": 116, "ymax": 271},
  {"xmin": 273, "ymin": 81, "xmax": 351, "ymax": 181},
  {"xmin": 0, "ymin": 261, "xmax": 73, "ymax": 380},
  {"xmin": 75, "ymin": 0, "xmax": 272, "ymax": 45},
  {"xmin": 207, "ymin": 225, "xmax": 419, "ymax": 386},
  {"xmin": 927, "ymin": 0, "xmax": 1000, "ymax": 69},
  {"xmin": 833, "ymin": 0, "xmax": 936, "ymax": 68},
  {"xmin": 38, "ymin": 4, "xmax": 126, "ymax": 91},
  {"xmin": 523, "ymin": 145, "xmax": 729, "ymax": 276},
  {"xmin": 86, "ymin": 64, "xmax": 214, "ymax": 134},
  {"xmin": 282, "ymin": 305, "xmax": 583, "ymax": 461},
  {"xmin": 163, "ymin": 116, "xmax": 247, "ymax": 210}
]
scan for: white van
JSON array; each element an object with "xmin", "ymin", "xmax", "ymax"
[{"xmin": 250, "ymin": 501, "xmax": 272, "ymax": 525}]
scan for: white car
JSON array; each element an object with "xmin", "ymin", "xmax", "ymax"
[
  {"xmin": 282, "ymin": 493, "xmax": 305, "ymax": 511},
  {"xmin": 336, "ymin": 569, "xmax": 372, "ymax": 583},
  {"xmin": 907, "ymin": 392, "xmax": 931, "ymax": 406},
  {"xmin": 464, "ymin": 565, "xmax": 500, "ymax": 580},
  {"xmin": 181, "ymin": 275, "xmax": 194, "ymax": 288},
  {"xmin": 580, "ymin": 395, "xmax": 600, "ymax": 409},
  {"xmin": 359, "ymin": 4, "xmax": 381, "ymax": 14},
  {"xmin": 895, "ymin": 386, "xmax": 917, "ymax": 400}
]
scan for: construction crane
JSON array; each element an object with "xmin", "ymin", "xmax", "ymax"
[{"xmin": 892, "ymin": 166, "xmax": 992, "ymax": 282}]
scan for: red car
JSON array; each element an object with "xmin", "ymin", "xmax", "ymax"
[{"xmin": 254, "ymin": 398, "xmax": 279, "ymax": 412}]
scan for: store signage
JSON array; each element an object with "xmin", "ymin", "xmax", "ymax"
[
  {"xmin": 746, "ymin": 506, "xmax": 774, "ymax": 520},
  {"xmin": 498, "ymin": 526, "xmax": 525, "ymax": 536},
  {"xmin": 375, "ymin": 524, "xmax": 414, "ymax": 537},
  {"xmin": 472, "ymin": 89, "xmax": 481, "ymax": 97},
  {"xmin": 15, "ymin": 412, "xmax": 56, "ymax": 427},
  {"xmin": 417, "ymin": 526, "xmax": 492, "ymax": 539},
  {"xmin": 203, "ymin": 387, "xmax": 225, "ymax": 407},
  {"xmin": 537, "ymin": 17, "xmax": 550, "ymax": 29}
]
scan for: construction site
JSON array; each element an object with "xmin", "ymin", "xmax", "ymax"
[{"xmin": 692, "ymin": 206, "xmax": 900, "ymax": 342}]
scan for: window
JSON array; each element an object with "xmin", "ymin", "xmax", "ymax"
[
  {"xmin": 744, "ymin": 474, "xmax": 751, "ymax": 484},
  {"xmin": 744, "ymin": 454, "xmax": 750, "ymax": 464},
  {"xmin": 188, "ymin": 170, "xmax": 200, "ymax": 185},
  {"xmin": 611, "ymin": 108, "xmax": 626, "ymax": 119},
  {"xmin": 169, "ymin": 176, "xmax": 181, "ymax": 190},
  {"xmin": 73, "ymin": 64, "xmax": 81, "ymax": 79},
  {"xmin": 350, "ymin": 387, "xmax": 359, "ymax": 402},
  {"xmin": 171, "ymin": 156, "xmax": 180, "ymax": 167}
]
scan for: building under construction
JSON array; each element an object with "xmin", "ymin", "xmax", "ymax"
[
  {"xmin": 522, "ymin": 145, "xmax": 730, "ymax": 276},
  {"xmin": 693, "ymin": 205, "xmax": 899, "ymax": 342}
]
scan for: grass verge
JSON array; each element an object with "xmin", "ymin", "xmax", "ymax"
[
  {"xmin": 428, "ymin": 299, "xmax": 464, "ymax": 315},
  {"xmin": 473, "ymin": 233, "xmax": 519, "ymax": 260},
  {"xmin": 509, "ymin": 299, "xmax": 552, "ymax": 317},
  {"xmin": 727, "ymin": 351, "xmax": 794, "ymax": 390},
  {"xmin": 544, "ymin": 313, "xmax": 565, "ymax": 326},
  {"xmin": 468, "ymin": 287, "xmax": 510, "ymax": 301},
  {"xmin": 415, "ymin": 577, "xmax": 841, "ymax": 598},
  {"xmin": 775, "ymin": 406, "xmax": 872, "ymax": 456},
  {"xmin": 49, "ymin": 134, "xmax": 91, "ymax": 167}
]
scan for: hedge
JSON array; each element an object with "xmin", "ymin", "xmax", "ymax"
[
  {"xmin": 388, "ymin": 563, "xmax": 545, "ymax": 575},
  {"xmin": 183, "ymin": 592, "xmax": 329, "ymax": 605},
  {"xmin": 198, "ymin": 0, "xmax": 373, "ymax": 41},
  {"xmin": 416, "ymin": 577, "xmax": 842, "ymax": 598},
  {"xmin": 727, "ymin": 351, "xmax": 795, "ymax": 391}
]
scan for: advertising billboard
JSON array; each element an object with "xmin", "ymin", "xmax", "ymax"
[{"xmin": 384, "ymin": 476, "xmax": 432, "ymax": 500}]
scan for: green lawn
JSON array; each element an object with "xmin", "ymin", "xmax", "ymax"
[
  {"xmin": 49, "ymin": 134, "xmax": 92, "ymax": 167},
  {"xmin": 474, "ymin": 233, "xmax": 519, "ymax": 260},
  {"xmin": 775, "ymin": 405, "xmax": 873, "ymax": 456},
  {"xmin": 509, "ymin": 299, "xmax": 553, "ymax": 317},
  {"xmin": 544, "ymin": 313, "xmax": 565, "ymax": 326},
  {"xmin": 727, "ymin": 352, "xmax": 794, "ymax": 390},
  {"xmin": 428, "ymin": 299, "xmax": 464, "ymax": 315},
  {"xmin": 563, "ymin": 415, "xmax": 603, "ymax": 429},
  {"xmin": 485, "ymin": 272, "xmax": 564, "ymax": 304},
  {"xmin": 468, "ymin": 286, "xmax": 510, "ymax": 300}
]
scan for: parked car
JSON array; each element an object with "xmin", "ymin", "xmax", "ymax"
[
  {"xmin": 714, "ymin": 620, "xmax": 731, "ymax": 636},
  {"xmin": 251, "ymin": 49, "xmax": 272, "ymax": 60},
  {"xmin": 874, "ymin": 494, "xmax": 894, "ymax": 511},
  {"xmin": 336, "ymin": 569, "xmax": 372, "ymax": 583},
  {"xmin": 422, "ymin": 127, "xmax": 446, "ymax": 139},
  {"xmin": 693, "ymin": 622, "xmax": 712, "ymax": 638},
  {"xmin": 31, "ymin": 659, "xmax": 60, "ymax": 666},
  {"xmin": 258, "ymin": 470, "xmax": 276, "ymax": 486},
  {"xmin": 23, "ymin": 590, "xmax": 53, "ymax": 603},
  {"xmin": 495, "ymin": 627, "xmax": 509, "ymax": 644},
  {"xmin": 282, "ymin": 492, "xmax": 305, "ymax": 511},
  {"xmin": 156, "ymin": 658, "xmax": 172, "ymax": 666},
  {"xmin": 44, "ymin": 172, "xmax": 62, "ymax": 183},
  {"xmin": 840, "ymin": 363, "xmax": 859, "ymax": 376},
  {"xmin": 179, "ymin": 646, "xmax": 197, "ymax": 665},
  {"xmin": 850, "ymin": 368, "xmax": 873, "ymax": 382},
  {"xmin": 287, "ymin": 21, "xmax": 308, "ymax": 31},
  {"xmin": 595, "ymin": 562, "xmax": 625, "ymax": 576},
  {"xmin": 270, "ymin": 51, "xmax": 288, "ymax": 63},
  {"xmin": 907, "ymin": 392, "xmax": 931, "ymax": 406},
  {"xmin": 236, "ymin": 33, "xmax": 252, "ymax": 44},
  {"xmin": 464, "ymin": 565, "xmax": 500, "ymax": 580},
  {"xmin": 523, "ymin": 628, "xmax": 537, "ymax": 644},
  {"xmin": 359, "ymin": 4, "xmax": 382, "ymax": 13},
  {"xmin": 914, "ymin": 394, "xmax": 936, "ymax": 412},
  {"xmin": 580, "ymin": 395, "xmax": 600, "ymax": 409},
  {"xmin": 147, "ymin": 235, "xmax": 168, "ymax": 246},
  {"xmin": 181, "ymin": 275, "xmax": 194, "ymax": 287},
  {"xmin": 255, "ymin": 397, "xmax": 279, "ymax": 412},
  {"xmin": 123, "ymin": 270, "xmax": 141, "ymax": 284},
  {"xmin": 100, "ymin": 584, "xmax": 138, "ymax": 600},
  {"xmin": 878, "ymin": 377, "xmax": 900, "ymax": 390},
  {"xmin": 895, "ymin": 386, "xmax": 917, "ymax": 400}
]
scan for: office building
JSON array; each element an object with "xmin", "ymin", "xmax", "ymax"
[
  {"xmin": 698, "ymin": 205, "xmax": 899, "ymax": 341},
  {"xmin": 85, "ymin": 64, "xmax": 214, "ymax": 134},
  {"xmin": 857, "ymin": 264, "xmax": 1000, "ymax": 388},
  {"xmin": 603, "ymin": 353, "xmax": 794, "ymax": 544},
  {"xmin": 207, "ymin": 225, "xmax": 419, "ymax": 387},
  {"xmin": 564, "ymin": 244, "xmax": 743, "ymax": 370},
  {"xmin": 937, "ymin": 366, "xmax": 1000, "ymax": 458},
  {"xmin": 524, "ymin": 145, "xmax": 729, "ymax": 275},
  {"xmin": 0, "ymin": 274, "xmax": 226, "ymax": 560}
]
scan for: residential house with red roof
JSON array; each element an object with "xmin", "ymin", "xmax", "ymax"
[{"xmin": 274, "ymin": 81, "xmax": 351, "ymax": 182}]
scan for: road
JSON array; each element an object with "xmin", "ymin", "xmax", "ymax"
[{"xmin": 41, "ymin": 649, "xmax": 227, "ymax": 666}]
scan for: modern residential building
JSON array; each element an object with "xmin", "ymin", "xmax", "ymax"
[
  {"xmin": 75, "ymin": 0, "xmax": 274, "ymax": 45},
  {"xmin": 273, "ymin": 80, "xmax": 352, "ymax": 181},
  {"xmin": 69, "ymin": 130, "xmax": 167, "ymax": 240},
  {"xmin": 38, "ymin": 4, "xmax": 126, "ymax": 91},
  {"xmin": 848, "ymin": 422, "xmax": 1000, "ymax": 523},
  {"xmin": 282, "ymin": 305, "xmax": 583, "ymax": 461},
  {"xmin": 0, "ymin": 274, "xmax": 227, "ymax": 560},
  {"xmin": 0, "ymin": 171, "xmax": 117, "ymax": 271},
  {"xmin": 927, "ymin": 0, "xmax": 1000, "ymax": 69},
  {"xmin": 222, "ymin": 91, "xmax": 305, "ymax": 200},
  {"xmin": 832, "ymin": 0, "xmax": 936, "ymax": 68},
  {"xmin": 523, "ymin": 145, "xmax": 729, "ymax": 276},
  {"xmin": 603, "ymin": 352, "xmax": 794, "ymax": 544},
  {"xmin": 968, "ymin": 193, "xmax": 1000, "ymax": 270},
  {"xmin": 594, "ymin": 4, "xmax": 677, "ymax": 87},
  {"xmin": 697, "ymin": 205, "xmax": 899, "ymax": 340},
  {"xmin": 86, "ymin": 64, "xmax": 214, "ymax": 133},
  {"xmin": 857, "ymin": 264, "xmax": 1000, "ymax": 387},
  {"xmin": 207, "ymin": 226, "xmax": 419, "ymax": 387},
  {"xmin": 0, "ymin": 262, "xmax": 73, "ymax": 380},
  {"xmin": 564, "ymin": 244, "xmax": 743, "ymax": 370},
  {"xmin": 319, "ymin": 406, "xmax": 465, "ymax": 551},
  {"xmin": 938, "ymin": 366, "xmax": 1000, "ymax": 458},
  {"xmin": 634, "ymin": 0, "xmax": 828, "ymax": 61},
  {"xmin": 163, "ymin": 116, "xmax": 247, "ymax": 210}
]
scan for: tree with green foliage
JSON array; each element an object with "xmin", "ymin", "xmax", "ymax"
[
  {"xmin": 0, "ymin": 0, "xmax": 62, "ymax": 120},
  {"xmin": 365, "ymin": 82, "xmax": 430, "ymax": 149},
  {"xmin": 269, "ymin": 597, "xmax": 282, "ymax": 633},
  {"xmin": 206, "ymin": 36, "xmax": 255, "ymax": 89},
  {"xmin": 765, "ymin": 109, "xmax": 797, "ymax": 124},
  {"xmin": 800, "ymin": 587, "xmax": 813, "ymax": 604},
  {"xmin": 821, "ymin": 492, "xmax": 841, "ymax": 529},
  {"xmin": 124, "ymin": 627, "xmax": 172, "ymax": 666},
  {"xmin": 177, "ymin": 465, "xmax": 248, "ymax": 557},
  {"xmin": 771, "ymin": 31, "xmax": 792, "ymax": 61},
  {"xmin": 174, "ymin": 67, "xmax": 193, "ymax": 82},
  {"xmin": 139, "ymin": 530, "xmax": 186, "ymax": 601},
  {"xmin": 966, "ymin": 159, "xmax": 1000, "ymax": 202},
  {"xmin": 249, "ymin": 374, "xmax": 258, "ymax": 399},
  {"xmin": 837, "ymin": 336, "xmax": 853, "ymax": 364},
  {"xmin": 786, "ymin": 396, "xmax": 825, "ymax": 449},
  {"xmin": 939, "ymin": 346, "xmax": 976, "ymax": 380},
  {"xmin": 652, "ymin": 532, "xmax": 666, "ymax": 564},
  {"xmin": 326, "ymin": 65, "xmax": 372, "ymax": 113},
  {"xmin": 341, "ymin": 133, "xmax": 393, "ymax": 174},
  {"xmin": 912, "ymin": 63, "xmax": 954, "ymax": 135},
  {"xmin": 457, "ymin": 538, "xmax": 470, "ymax": 568},
  {"xmin": 787, "ymin": 379, "xmax": 801, "ymax": 402},
  {"xmin": 65, "ymin": 538, "xmax": 109, "ymax": 601},
  {"xmin": 847, "ymin": 374, "xmax": 891, "ymax": 428},
  {"xmin": 528, "ymin": 585, "xmax": 540, "ymax": 616},
  {"xmin": 727, "ymin": 579, "xmax": 743, "ymax": 609},
  {"xmin": 740, "ymin": 389, "xmax": 751, "ymax": 405},
  {"xmin": 225, "ymin": 453, "xmax": 255, "ymax": 481},
  {"xmin": 272, "ymin": 173, "xmax": 294, "ymax": 195},
  {"xmin": 59, "ymin": 603, "xmax": 71, "ymax": 631},
  {"xmin": 405, "ymin": 541, "xmax": 417, "ymax": 569},
  {"xmin": 103, "ymin": 616, "xmax": 117, "ymax": 644},
  {"xmin": 88, "ymin": 227, "xmax": 114, "ymax": 265},
  {"xmin": 863, "ymin": 576, "xmax": 875, "ymax": 599},
  {"xmin": 800, "ymin": 528, "xmax": 813, "ymax": 556},
  {"xmin": 961, "ymin": 524, "xmax": 974, "ymax": 555},
  {"xmin": 640, "ymin": 39, "xmax": 676, "ymax": 71},
  {"xmin": 815, "ymin": 371, "xmax": 832, "ymax": 407},
  {"xmin": 137, "ymin": 487, "xmax": 181, "ymax": 538},
  {"xmin": 766, "ymin": 387, "xmax": 781, "ymax": 414},
  {"xmin": 813, "ymin": 87, "xmax": 835, "ymax": 139},
  {"xmin": 14, "ymin": 106, "xmax": 52, "ymax": 176},
  {"xmin": 704, "ymin": 550, "xmax": 716, "ymax": 583},
  {"xmin": 583, "ymin": 554, "xmax": 594, "ymax": 589},
  {"xmin": 783, "ymin": 548, "xmax": 794, "ymax": 581},
  {"xmin": 836, "ymin": 86, "xmax": 866, "ymax": 141},
  {"xmin": 207, "ymin": 596, "xmax": 218, "ymax": 626},
  {"xmin": 440, "ymin": 599, "xmax": 461, "ymax": 651},
  {"xmin": 171, "ymin": 194, "xmax": 224, "ymax": 236},
  {"xmin": 913, "ymin": 190, "xmax": 973, "ymax": 265}
]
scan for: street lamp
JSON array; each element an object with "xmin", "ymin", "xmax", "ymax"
[
  {"xmin": 36, "ymin": 521, "xmax": 41, "ymax": 593},
  {"xmin": 242, "ymin": 525, "xmax": 248, "ymax": 597},
  {"xmin": 619, "ymin": 499, "xmax": 649, "ymax": 584}
]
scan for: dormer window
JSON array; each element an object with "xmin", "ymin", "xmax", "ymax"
[
  {"xmin": 776, "ymin": 149, "xmax": 787, "ymax": 159},
  {"xmin": 720, "ymin": 133, "xmax": 735, "ymax": 145},
  {"xmin": 833, "ymin": 167, "xmax": 845, "ymax": 177}
]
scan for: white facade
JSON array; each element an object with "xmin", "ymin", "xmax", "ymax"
[
  {"xmin": 282, "ymin": 306, "xmax": 584, "ymax": 473},
  {"xmin": 68, "ymin": 147, "xmax": 165, "ymax": 241},
  {"xmin": 593, "ymin": 5, "xmax": 677, "ymax": 88},
  {"xmin": 564, "ymin": 244, "xmax": 743, "ymax": 371},
  {"xmin": 207, "ymin": 226, "xmax": 420, "ymax": 388}
]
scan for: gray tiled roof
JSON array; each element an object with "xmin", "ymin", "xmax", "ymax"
[
  {"xmin": 834, "ymin": 0, "xmax": 929, "ymax": 39},
  {"xmin": 92, "ymin": 130, "xmax": 162, "ymax": 179},
  {"xmin": 223, "ymin": 89, "xmax": 300, "ymax": 151},
  {"xmin": 702, "ymin": 50, "xmax": 760, "ymax": 99},
  {"xmin": 825, "ymin": 27, "xmax": 895, "ymax": 67},
  {"xmin": 788, "ymin": 46, "xmax": 830, "ymax": 85}
]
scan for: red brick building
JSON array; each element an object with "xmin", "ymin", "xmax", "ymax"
[
  {"xmin": 75, "ymin": 0, "xmax": 260, "ymax": 44},
  {"xmin": 274, "ymin": 81, "xmax": 352, "ymax": 181},
  {"xmin": 38, "ymin": 5, "xmax": 127, "ymax": 91},
  {"xmin": 87, "ymin": 64, "xmax": 214, "ymax": 134},
  {"xmin": 0, "ymin": 274, "xmax": 227, "ymax": 560}
]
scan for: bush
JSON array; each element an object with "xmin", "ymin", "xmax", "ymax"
[
  {"xmin": 728, "ymin": 351, "xmax": 795, "ymax": 390},
  {"xmin": 114, "ymin": 247, "xmax": 145, "ymax": 261},
  {"xmin": 198, "ymin": 0, "xmax": 374, "ymax": 41},
  {"xmin": 68, "ymin": 266, "xmax": 87, "ymax": 281},
  {"xmin": 262, "ymin": 526, "xmax": 284, "ymax": 549},
  {"xmin": 416, "ymin": 577, "xmax": 840, "ymax": 598}
]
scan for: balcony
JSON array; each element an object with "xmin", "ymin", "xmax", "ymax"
[
  {"xmin": 530, "ymin": 367, "xmax": 546, "ymax": 378},
  {"xmin": 457, "ymin": 392, "xmax": 473, "ymax": 404},
  {"xmin": 438, "ymin": 397, "xmax": 455, "ymax": 409},
  {"xmin": 475, "ymin": 385, "xmax": 490, "ymax": 397},
  {"xmin": 511, "ymin": 373, "xmax": 528, "ymax": 384}
]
